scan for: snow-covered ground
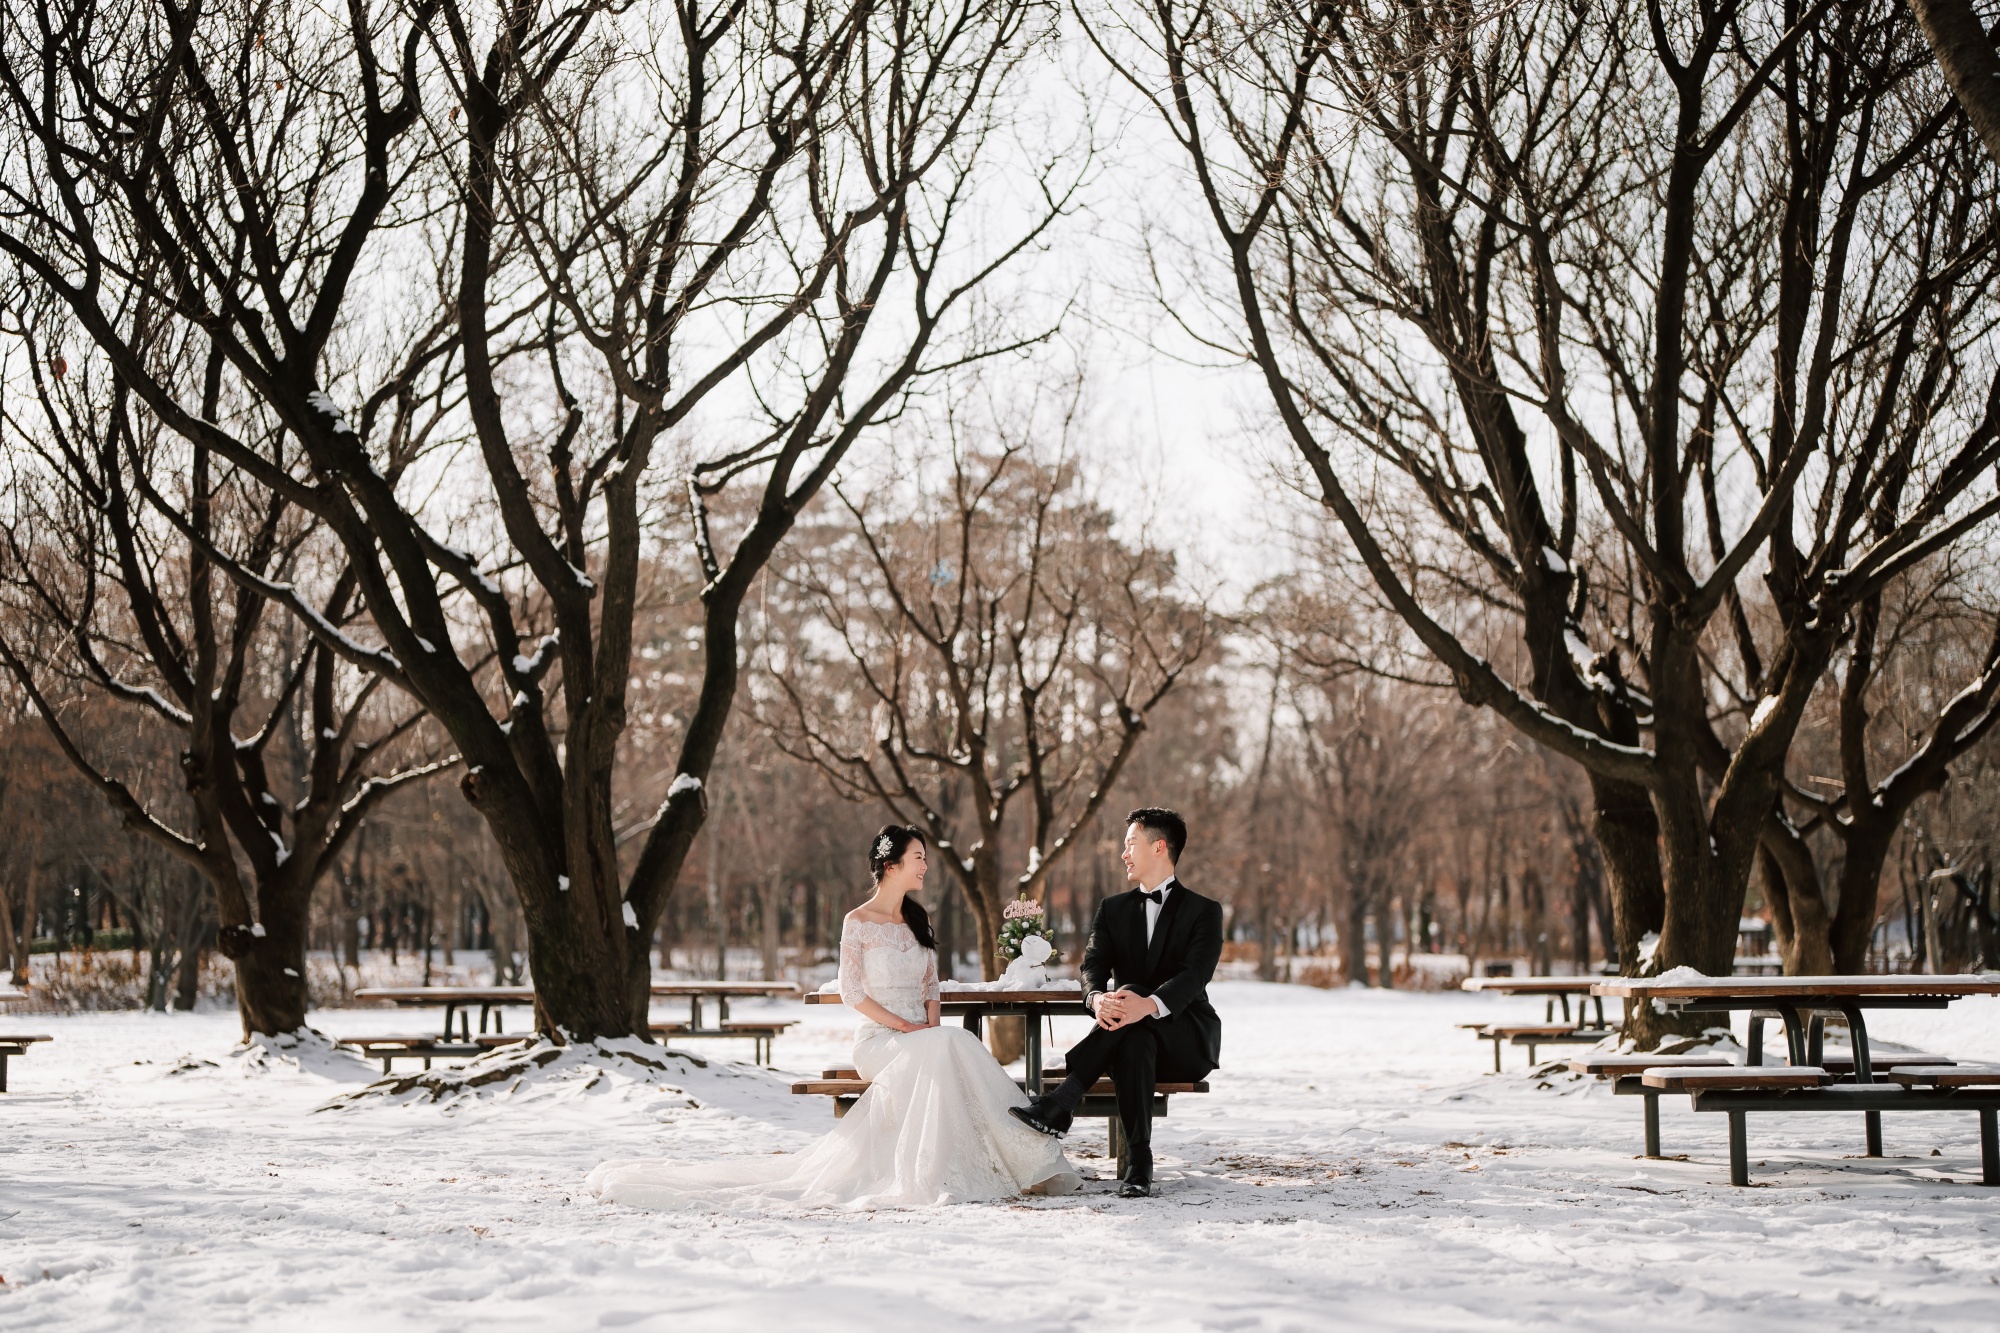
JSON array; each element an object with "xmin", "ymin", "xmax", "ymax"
[{"xmin": 3, "ymin": 983, "xmax": 1999, "ymax": 1331}]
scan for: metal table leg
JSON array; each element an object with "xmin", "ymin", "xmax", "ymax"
[
  {"xmin": 1981, "ymin": 1109, "xmax": 1999, "ymax": 1186},
  {"xmin": 1024, "ymin": 1010, "xmax": 1044, "ymax": 1097},
  {"xmin": 1728, "ymin": 1110, "xmax": 1750, "ymax": 1186},
  {"xmin": 1837, "ymin": 1002, "xmax": 1883, "ymax": 1157},
  {"xmin": 1644, "ymin": 1090, "xmax": 1662, "ymax": 1158},
  {"xmin": 1746, "ymin": 1014, "xmax": 1765, "ymax": 1066},
  {"xmin": 1773, "ymin": 1004, "xmax": 1807, "ymax": 1066}
]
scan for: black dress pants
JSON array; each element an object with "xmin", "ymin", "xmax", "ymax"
[{"xmin": 1049, "ymin": 1014, "xmax": 1209, "ymax": 1149}]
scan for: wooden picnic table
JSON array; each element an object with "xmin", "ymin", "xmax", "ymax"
[
  {"xmin": 355, "ymin": 981, "xmax": 803, "ymax": 1040},
  {"xmin": 0, "ymin": 1033, "xmax": 52, "ymax": 1092},
  {"xmin": 0, "ymin": 988, "xmax": 28, "ymax": 1006},
  {"xmin": 806, "ymin": 984, "xmax": 1090, "ymax": 1096},
  {"xmin": 652, "ymin": 980, "xmax": 799, "ymax": 1030},
  {"xmin": 1460, "ymin": 976, "xmax": 1610, "ymax": 1028},
  {"xmin": 1591, "ymin": 974, "xmax": 2000, "ymax": 1069},
  {"xmin": 1593, "ymin": 973, "xmax": 2000, "ymax": 1158},
  {"xmin": 353, "ymin": 986, "xmax": 536, "ymax": 1039}
]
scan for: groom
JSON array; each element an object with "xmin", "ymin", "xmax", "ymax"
[{"xmin": 1011, "ymin": 807, "xmax": 1222, "ymax": 1197}]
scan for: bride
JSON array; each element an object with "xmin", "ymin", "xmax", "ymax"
[{"xmin": 588, "ymin": 824, "xmax": 1080, "ymax": 1208}]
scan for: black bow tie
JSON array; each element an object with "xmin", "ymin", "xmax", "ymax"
[{"xmin": 1139, "ymin": 889, "xmax": 1165, "ymax": 905}]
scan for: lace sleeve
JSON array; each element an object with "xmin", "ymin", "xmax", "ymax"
[
  {"xmin": 922, "ymin": 946, "xmax": 939, "ymax": 1006},
  {"xmin": 838, "ymin": 918, "xmax": 867, "ymax": 1009}
]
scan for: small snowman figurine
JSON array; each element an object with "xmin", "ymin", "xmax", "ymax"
[{"xmin": 1002, "ymin": 933, "xmax": 1054, "ymax": 988}]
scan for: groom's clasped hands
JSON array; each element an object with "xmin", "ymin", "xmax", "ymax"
[{"xmin": 1092, "ymin": 988, "xmax": 1160, "ymax": 1031}]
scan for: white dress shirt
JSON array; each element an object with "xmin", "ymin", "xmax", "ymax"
[
  {"xmin": 1142, "ymin": 875, "xmax": 1176, "ymax": 945},
  {"xmin": 1096, "ymin": 874, "xmax": 1177, "ymax": 1020}
]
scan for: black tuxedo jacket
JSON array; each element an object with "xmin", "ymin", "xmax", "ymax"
[{"xmin": 1079, "ymin": 878, "xmax": 1223, "ymax": 1072}]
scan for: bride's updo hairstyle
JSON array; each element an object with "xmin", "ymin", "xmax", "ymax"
[{"xmin": 869, "ymin": 824, "xmax": 938, "ymax": 951}]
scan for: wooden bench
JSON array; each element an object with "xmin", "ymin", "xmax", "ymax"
[
  {"xmin": 1640, "ymin": 1064, "xmax": 2000, "ymax": 1186},
  {"xmin": 1577, "ymin": 1052, "xmax": 1963, "ymax": 1159},
  {"xmin": 333, "ymin": 1033, "xmax": 528, "ymax": 1073},
  {"xmin": 1887, "ymin": 1064, "xmax": 2000, "ymax": 1088},
  {"xmin": 1471, "ymin": 1024, "xmax": 1613, "ymax": 1072},
  {"xmin": 648, "ymin": 1019, "xmax": 797, "ymax": 1066},
  {"xmin": 0, "ymin": 1034, "xmax": 52, "ymax": 1092},
  {"xmin": 791, "ymin": 1064, "xmax": 1210, "ymax": 1177},
  {"xmin": 1569, "ymin": 1054, "xmax": 1733, "ymax": 1157}
]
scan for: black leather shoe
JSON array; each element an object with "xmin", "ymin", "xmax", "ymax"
[
  {"xmin": 1009, "ymin": 1097, "xmax": 1072, "ymax": 1137},
  {"xmin": 1118, "ymin": 1144, "xmax": 1153, "ymax": 1197}
]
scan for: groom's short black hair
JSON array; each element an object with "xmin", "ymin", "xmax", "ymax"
[{"xmin": 1127, "ymin": 807, "xmax": 1186, "ymax": 864}]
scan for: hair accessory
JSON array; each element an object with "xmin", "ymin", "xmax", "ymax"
[{"xmin": 874, "ymin": 833, "xmax": 896, "ymax": 862}]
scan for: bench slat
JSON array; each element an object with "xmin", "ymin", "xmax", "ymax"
[
  {"xmin": 1885, "ymin": 1064, "xmax": 2000, "ymax": 1087},
  {"xmin": 1569, "ymin": 1054, "xmax": 1729, "ymax": 1075},
  {"xmin": 1643, "ymin": 1065, "xmax": 1827, "ymax": 1090}
]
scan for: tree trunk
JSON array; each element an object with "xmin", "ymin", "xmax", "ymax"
[
  {"xmin": 220, "ymin": 900, "xmax": 311, "ymax": 1036},
  {"xmin": 174, "ymin": 930, "xmax": 203, "ymax": 1011},
  {"xmin": 1256, "ymin": 879, "xmax": 1280, "ymax": 982},
  {"xmin": 1830, "ymin": 818, "xmax": 1899, "ymax": 974},
  {"xmin": 1911, "ymin": 0, "xmax": 2000, "ymax": 169},
  {"xmin": 1343, "ymin": 893, "xmax": 1370, "ymax": 987},
  {"xmin": 11, "ymin": 850, "xmax": 39, "ymax": 987},
  {"xmin": 759, "ymin": 874, "xmax": 782, "ymax": 982}
]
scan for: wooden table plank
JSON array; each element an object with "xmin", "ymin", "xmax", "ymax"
[
  {"xmin": 354, "ymin": 986, "xmax": 537, "ymax": 1003},
  {"xmin": 1592, "ymin": 974, "xmax": 2000, "ymax": 999},
  {"xmin": 1568, "ymin": 1054, "xmax": 1730, "ymax": 1075},
  {"xmin": 1642, "ymin": 1066, "xmax": 1828, "ymax": 1090},
  {"xmin": 1459, "ymin": 977, "xmax": 1602, "ymax": 994},
  {"xmin": 804, "ymin": 987, "xmax": 1085, "ymax": 1004},
  {"xmin": 1886, "ymin": 1065, "xmax": 2000, "ymax": 1087}
]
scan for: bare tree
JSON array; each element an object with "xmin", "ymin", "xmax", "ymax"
[
  {"xmin": 0, "ymin": 0, "xmax": 1065, "ymax": 1036},
  {"xmin": 0, "ymin": 302, "xmax": 451, "ymax": 1034},
  {"xmin": 1761, "ymin": 564, "xmax": 2000, "ymax": 971},
  {"xmin": 1297, "ymin": 674, "xmax": 1441, "ymax": 987},
  {"xmin": 765, "ymin": 417, "xmax": 1210, "ymax": 979},
  {"xmin": 1093, "ymin": 0, "xmax": 2000, "ymax": 1032}
]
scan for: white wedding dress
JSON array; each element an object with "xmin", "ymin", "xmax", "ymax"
[{"xmin": 587, "ymin": 916, "xmax": 1080, "ymax": 1209}]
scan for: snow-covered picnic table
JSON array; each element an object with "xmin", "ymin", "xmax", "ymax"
[
  {"xmin": 1460, "ymin": 975, "xmax": 1610, "ymax": 1028},
  {"xmin": 1592, "ymin": 973, "xmax": 2000, "ymax": 1182},
  {"xmin": 805, "ymin": 983, "xmax": 1090, "ymax": 1095},
  {"xmin": 353, "ymin": 985, "xmax": 536, "ymax": 1039},
  {"xmin": 0, "ymin": 1031, "xmax": 51, "ymax": 1092},
  {"xmin": 1457, "ymin": 976, "xmax": 1614, "ymax": 1070},
  {"xmin": 652, "ymin": 980, "xmax": 799, "ymax": 1029}
]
